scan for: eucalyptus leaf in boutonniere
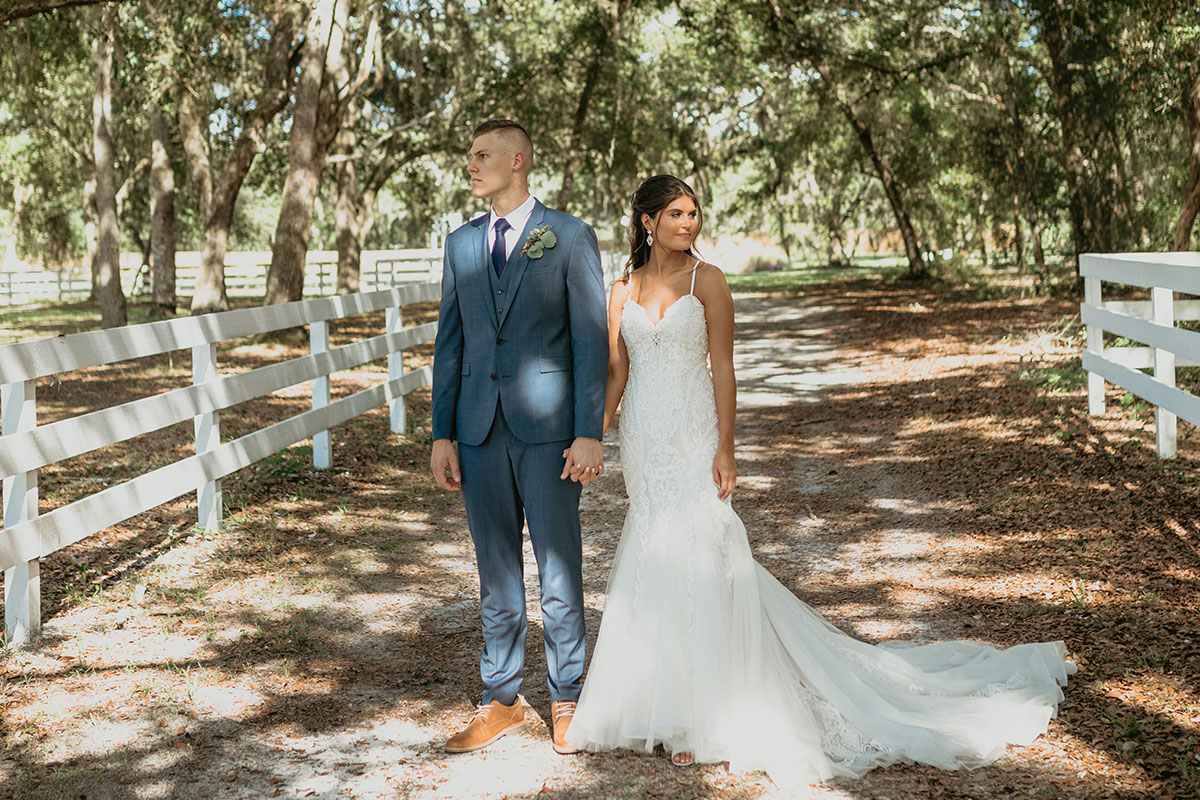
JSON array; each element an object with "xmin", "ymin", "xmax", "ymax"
[{"xmin": 521, "ymin": 225, "xmax": 557, "ymax": 259}]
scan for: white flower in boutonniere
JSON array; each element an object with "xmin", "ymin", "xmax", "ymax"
[{"xmin": 520, "ymin": 225, "xmax": 557, "ymax": 259}]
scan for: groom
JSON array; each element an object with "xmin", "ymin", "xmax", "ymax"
[{"xmin": 430, "ymin": 120, "xmax": 608, "ymax": 755}]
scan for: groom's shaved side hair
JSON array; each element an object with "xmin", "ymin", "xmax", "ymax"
[{"xmin": 472, "ymin": 119, "xmax": 534, "ymax": 170}]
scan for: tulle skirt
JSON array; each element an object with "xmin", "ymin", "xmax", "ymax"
[{"xmin": 567, "ymin": 493, "xmax": 1075, "ymax": 789}]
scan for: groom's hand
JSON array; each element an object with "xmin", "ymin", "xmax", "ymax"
[
  {"xmin": 431, "ymin": 438, "xmax": 462, "ymax": 490},
  {"xmin": 561, "ymin": 437, "xmax": 603, "ymax": 485}
]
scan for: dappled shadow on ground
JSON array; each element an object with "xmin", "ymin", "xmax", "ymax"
[
  {"xmin": 2, "ymin": 283, "xmax": 1197, "ymax": 798},
  {"xmin": 725, "ymin": 282, "xmax": 1199, "ymax": 798}
]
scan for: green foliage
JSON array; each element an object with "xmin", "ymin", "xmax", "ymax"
[
  {"xmin": 1018, "ymin": 360, "xmax": 1087, "ymax": 395},
  {"xmin": 256, "ymin": 446, "xmax": 313, "ymax": 482},
  {"xmin": 0, "ymin": 0, "xmax": 1197, "ymax": 280}
]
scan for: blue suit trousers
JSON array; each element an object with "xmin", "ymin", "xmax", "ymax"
[{"xmin": 458, "ymin": 403, "xmax": 585, "ymax": 705}]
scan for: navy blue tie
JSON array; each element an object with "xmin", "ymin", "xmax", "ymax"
[{"xmin": 491, "ymin": 218, "xmax": 511, "ymax": 277}]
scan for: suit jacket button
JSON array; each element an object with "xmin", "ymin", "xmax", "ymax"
[
  {"xmin": 497, "ymin": 308, "xmax": 503, "ymax": 314},
  {"xmin": 496, "ymin": 337, "xmax": 504, "ymax": 344},
  {"xmin": 490, "ymin": 373, "xmax": 498, "ymax": 380},
  {"xmin": 496, "ymin": 289, "xmax": 503, "ymax": 295}
]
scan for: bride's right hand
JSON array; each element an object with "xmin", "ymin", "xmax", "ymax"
[{"xmin": 712, "ymin": 448, "xmax": 736, "ymax": 500}]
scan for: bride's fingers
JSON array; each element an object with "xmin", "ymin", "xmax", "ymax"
[{"xmin": 716, "ymin": 470, "xmax": 735, "ymax": 500}]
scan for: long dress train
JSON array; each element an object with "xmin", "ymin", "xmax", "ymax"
[{"xmin": 565, "ymin": 274, "xmax": 1074, "ymax": 789}]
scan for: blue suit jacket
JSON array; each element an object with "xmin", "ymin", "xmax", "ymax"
[{"xmin": 431, "ymin": 200, "xmax": 608, "ymax": 446}]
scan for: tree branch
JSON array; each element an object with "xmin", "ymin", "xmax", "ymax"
[{"xmin": 3, "ymin": 0, "xmax": 137, "ymax": 24}]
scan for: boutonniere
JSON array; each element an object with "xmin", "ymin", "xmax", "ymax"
[{"xmin": 520, "ymin": 225, "xmax": 557, "ymax": 259}]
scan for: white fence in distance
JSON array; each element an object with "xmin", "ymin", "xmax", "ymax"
[
  {"xmin": 0, "ymin": 249, "xmax": 629, "ymax": 306},
  {"xmin": 0, "ymin": 281, "xmax": 441, "ymax": 646},
  {"xmin": 1080, "ymin": 251, "xmax": 1200, "ymax": 458},
  {"xmin": 0, "ymin": 249, "xmax": 442, "ymax": 306}
]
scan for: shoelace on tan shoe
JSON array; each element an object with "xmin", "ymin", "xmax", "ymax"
[
  {"xmin": 553, "ymin": 701, "xmax": 577, "ymax": 722},
  {"xmin": 469, "ymin": 703, "xmax": 491, "ymax": 722}
]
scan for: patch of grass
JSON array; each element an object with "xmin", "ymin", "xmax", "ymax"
[
  {"xmin": 1118, "ymin": 391, "xmax": 1152, "ymax": 416},
  {"xmin": 256, "ymin": 445, "xmax": 314, "ymax": 481},
  {"xmin": 1117, "ymin": 717, "xmax": 1142, "ymax": 739},
  {"xmin": 1063, "ymin": 579, "xmax": 1089, "ymax": 609},
  {"xmin": 725, "ymin": 257, "xmax": 907, "ymax": 294},
  {"xmin": 1018, "ymin": 359, "xmax": 1086, "ymax": 395},
  {"xmin": 0, "ymin": 300, "xmax": 191, "ymax": 345},
  {"xmin": 929, "ymin": 254, "xmax": 1077, "ymax": 300},
  {"xmin": 227, "ymin": 612, "xmax": 318, "ymax": 660}
]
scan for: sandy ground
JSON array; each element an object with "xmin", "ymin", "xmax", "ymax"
[{"xmin": 2, "ymin": 284, "xmax": 1196, "ymax": 799}]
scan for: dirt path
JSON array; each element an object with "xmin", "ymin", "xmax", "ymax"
[{"xmin": 3, "ymin": 283, "xmax": 1196, "ymax": 799}]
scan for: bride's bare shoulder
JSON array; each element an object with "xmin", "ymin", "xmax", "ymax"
[
  {"xmin": 609, "ymin": 276, "xmax": 632, "ymax": 310},
  {"xmin": 692, "ymin": 262, "xmax": 731, "ymax": 298}
]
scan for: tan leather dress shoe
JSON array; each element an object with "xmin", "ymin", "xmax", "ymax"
[
  {"xmin": 444, "ymin": 698, "xmax": 525, "ymax": 753},
  {"xmin": 551, "ymin": 700, "xmax": 580, "ymax": 754}
]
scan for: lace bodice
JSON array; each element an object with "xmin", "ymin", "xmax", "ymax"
[{"xmin": 618, "ymin": 292, "xmax": 718, "ymax": 519}]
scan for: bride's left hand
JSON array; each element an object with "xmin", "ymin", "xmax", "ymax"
[{"xmin": 712, "ymin": 449, "xmax": 736, "ymax": 500}]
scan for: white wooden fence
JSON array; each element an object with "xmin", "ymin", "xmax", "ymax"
[
  {"xmin": 0, "ymin": 249, "xmax": 441, "ymax": 305},
  {"xmin": 1080, "ymin": 252, "xmax": 1200, "ymax": 458},
  {"xmin": 0, "ymin": 281, "xmax": 440, "ymax": 646}
]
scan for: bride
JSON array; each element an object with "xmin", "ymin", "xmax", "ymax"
[{"xmin": 563, "ymin": 175, "xmax": 1075, "ymax": 788}]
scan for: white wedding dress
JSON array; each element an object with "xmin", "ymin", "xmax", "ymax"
[{"xmin": 565, "ymin": 271, "xmax": 1075, "ymax": 789}]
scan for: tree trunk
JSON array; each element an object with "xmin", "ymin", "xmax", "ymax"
[
  {"xmin": 1038, "ymin": 3, "xmax": 1100, "ymax": 256},
  {"xmin": 265, "ymin": 0, "xmax": 340, "ymax": 306},
  {"xmin": 334, "ymin": 100, "xmax": 362, "ymax": 295},
  {"xmin": 996, "ymin": 24, "xmax": 1046, "ymax": 281},
  {"xmin": 178, "ymin": 90, "xmax": 212, "ymax": 225},
  {"xmin": 150, "ymin": 106, "xmax": 177, "ymax": 313},
  {"xmin": 187, "ymin": 3, "xmax": 303, "ymax": 313},
  {"xmin": 976, "ymin": 217, "xmax": 989, "ymax": 267},
  {"xmin": 341, "ymin": 144, "xmax": 423, "ymax": 292},
  {"xmin": 1106, "ymin": 123, "xmax": 1135, "ymax": 239},
  {"xmin": 814, "ymin": 62, "xmax": 923, "ymax": 276},
  {"xmin": 1003, "ymin": 156, "xmax": 1025, "ymax": 268},
  {"xmin": 84, "ymin": 171, "xmax": 97, "ymax": 287},
  {"xmin": 557, "ymin": 0, "xmax": 628, "ymax": 211},
  {"xmin": 3, "ymin": 179, "xmax": 30, "ymax": 270},
  {"xmin": 1172, "ymin": 67, "xmax": 1200, "ymax": 251},
  {"xmin": 91, "ymin": 4, "xmax": 126, "ymax": 328}
]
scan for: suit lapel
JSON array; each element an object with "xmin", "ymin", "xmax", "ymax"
[
  {"xmin": 497, "ymin": 201, "xmax": 546, "ymax": 331},
  {"xmin": 469, "ymin": 215, "xmax": 499, "ymax": 329}
]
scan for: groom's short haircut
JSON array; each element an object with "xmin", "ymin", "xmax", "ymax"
[{"xmin": 472, "ymin": 119, "xmax": 534, "ymax": 170}]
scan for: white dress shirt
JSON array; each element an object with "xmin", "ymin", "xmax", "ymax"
[{"xmin": 488, "ymin": 194, "xmax": 537, "ymax": 260}]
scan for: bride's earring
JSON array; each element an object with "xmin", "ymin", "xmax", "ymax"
[{"xmin": 645, "ymin": 229, "xmax": 653, "ymax": 247}]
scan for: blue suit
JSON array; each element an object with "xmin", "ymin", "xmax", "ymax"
[{"xmin": 432, "ymin": 200, "xmax": 608, "ymax": 705}]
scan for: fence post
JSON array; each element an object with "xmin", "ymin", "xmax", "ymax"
[
  {"xmin": 192, "ymin": 343, "xmax": 222, "ymax": 531},
  {"xmin": 387, "ymin": 305, "xmax": 405, "ymax": 435},
  {"xmin": 2, "ymin": 379, "xmax": 40, "ymax": 646},
  {"xmin": 1084, "ymin": 271, "xmax": 1106, "ymax": 415},
  {"xmin": 311, "ymin": 320, "xmax": 331, "ymax": 468},
  {"xmin": 1152, "ymin": 285, "xmax": 1177, "ymax": 458}
]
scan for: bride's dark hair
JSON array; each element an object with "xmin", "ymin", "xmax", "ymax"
[{"xmin": 622, "ymin": 174, "xmax": 703, "ymax": 282}]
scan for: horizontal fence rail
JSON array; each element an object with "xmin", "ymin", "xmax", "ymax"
[
  {"xmin": 0, "ymin": 281, "xmax": 441, "ymax": 646},
  {"xmin": 1080, "ymin": 251, "xmax": 1200, "ymax": 459}
]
